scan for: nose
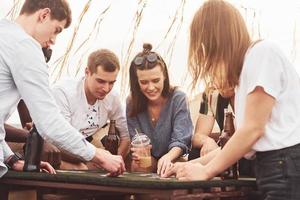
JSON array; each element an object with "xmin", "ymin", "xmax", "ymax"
[
  {"xmin": 102, "ymin": 82, "xmax": 110, "ymax": 93},
  {"xmin": 147, "ymin": 82, "xmax": 155, "ymax": 91},
  {"xmin": 49, "ymin": 36, "xmax": 56, "ymax": 45}
]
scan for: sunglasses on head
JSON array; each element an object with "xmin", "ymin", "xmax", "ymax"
[{"xmin": 133, "ymin": 53, "xmax": 159, "ymax": 66}]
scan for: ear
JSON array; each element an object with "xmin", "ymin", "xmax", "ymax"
[
  {"xmin": 85, "ymin": 67, "xmax": 90, "ymax": 76},
  {"xmin": 38, "ymin": 8, "xmax": 51, "ymax": 23}
]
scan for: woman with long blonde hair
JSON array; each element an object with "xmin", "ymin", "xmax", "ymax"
[{"xmin": 166, "ymin": 1, "xmax": 300, "ymax": 199}]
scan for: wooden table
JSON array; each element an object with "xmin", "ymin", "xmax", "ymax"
[{"xmin": 0, "ymin": 170, "xmax": 262, "ymax": 200}]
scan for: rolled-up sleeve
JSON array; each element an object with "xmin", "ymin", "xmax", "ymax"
[{"xmin": 168, "ymin": 93, "xmax": 193, "ymax": 155}]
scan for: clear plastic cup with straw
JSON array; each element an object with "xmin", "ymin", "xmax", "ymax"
[{"xmin": 131, "ymin": 129, "xmax": 152, "ymax": 169}]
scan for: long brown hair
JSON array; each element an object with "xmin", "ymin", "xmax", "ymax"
[
  {"xmin": 128, "ymin": 43, "xmax": 174, "ymax": 117},
  {"xmin": 189, "ymin": 0, "xmax": 251, "ymax": 91}
]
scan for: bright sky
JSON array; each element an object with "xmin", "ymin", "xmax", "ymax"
[{"xmin": 2, "ymin": 0, "xmax": 300, "ymax": 124}]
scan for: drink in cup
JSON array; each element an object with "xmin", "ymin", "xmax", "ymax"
[{"xmin": 131, "ymin": 134, "xmax": 152, "ymax": 169}]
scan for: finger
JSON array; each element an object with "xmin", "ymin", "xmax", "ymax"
[
  {"xmin": 178, "ymin": 177, "xmax": 188, "ymax": 181},
  {"xmin": 163, "ymin": 162, "xmax": 173, "ymax": 176},
  {"xmin": 165, "ymin": 163, "xmax": 181, "ymax": 177},
  {"xmin": 131, "ymin": 153, "xmax": 140, "ymax": 160},
  {"xmin": 157, "ymin": 160, "xmax": 162, "ymax": 175},
  {"xmin": 160, "ymin": 162, "xmax": 169, "ymax": 176}
]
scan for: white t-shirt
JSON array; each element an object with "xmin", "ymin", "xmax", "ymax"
[
  {"xmin": 52, "ymin": 78, "xmax": 129, "ymax": 139},
  {"xmin": 235, "ymin": 40, "xmax": 300, "ymax": 152},
  {"xmin": 0, "ymin": 19, "xmax": 95, "ymax": 177}
]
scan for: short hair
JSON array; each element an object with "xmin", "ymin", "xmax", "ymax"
[
  {"xmin": 87, "ymin": 49, "xmax": 120, "ymax": 74},
  {"xmin": 20, "ymin": 0, "xmax": 72, "ymax": 28}
]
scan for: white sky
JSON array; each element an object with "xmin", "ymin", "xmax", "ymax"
[{"xmin": 1, "ymin": 0, "xmax": 300, "ymax": 124}]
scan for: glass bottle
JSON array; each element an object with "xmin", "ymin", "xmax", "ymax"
[
  {"xmin": 23, "ymin": 124, "xmax": 44, "ymax": 172},
  {"xmin": 103, "ymin": 120, "xmax": 119, "ymax": 155},
  {"xmin": 219, "ymin": 108, "xmax": 239, "ymax": 179}
]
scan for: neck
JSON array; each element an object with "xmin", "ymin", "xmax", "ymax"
[
  {"xmin": 15, "ymin": 15, "xmax": 36, "ymax": 38},
  {"xmin": 148, "ymin": 96, "xmax": 166, "ymax": 108},
  {"xmin": 84, "ymin": 80, "xmax": 97, "ymax": 105}
]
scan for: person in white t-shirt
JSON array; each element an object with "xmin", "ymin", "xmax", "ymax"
[
  {"xmin": 0, "ymin": 0, "xmax": 125, "ymax": 177},
  {"xmin": 52, "ymin": 49, "xmax": 130, "ymax": 169},
  {"xmin": 165, "ymin": 0, "xmax": 300, "ymax": 199}
]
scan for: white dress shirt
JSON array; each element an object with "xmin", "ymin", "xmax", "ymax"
[
  {"xmin": 52, "ymin": 77, "xmax": 129, "ymax": 139},
  {"xmin": 0, "ymin": 19, "xmax": 95, "ymax": 177}
]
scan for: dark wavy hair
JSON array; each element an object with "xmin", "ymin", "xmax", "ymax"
[{"xmin": 128, "ymin": 43, "xmax": 174, "ymax": 117}]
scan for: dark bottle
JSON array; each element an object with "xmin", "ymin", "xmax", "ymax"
[
  {"xmin": 219, "ymin": 108, "xmax": 239, "ymax": 180},
  {"xmin": 103, "ymin": 120, "xmax": 119, "ymax": 155},
  {"xmin": 23, "ymin": 124, "xmax": 44, "ymax": 172}
]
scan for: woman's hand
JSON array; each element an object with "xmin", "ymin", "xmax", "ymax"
[
  {"xmin": 175, "ymin": 162, "xmax": 211, "ymax": 181},
  {"xmin": 157, "ymin": 154, "xmax": 173, "ymax": 176},
  {"xmin": 11, "ymin": 160, "xmax": 56, "ymax": 174},
  {"xmin": 200, "ymin": 137, "xmax": 219, "ymax": 157},
  {"xmin": 162, "ymin": 161, "xmax": 186, "ymax": 178}
]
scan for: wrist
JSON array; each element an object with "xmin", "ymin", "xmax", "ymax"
[{"xmin": 5, "ymin": 152, "xmax": 23, "ymax": 169}]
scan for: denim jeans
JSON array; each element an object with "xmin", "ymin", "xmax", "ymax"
[{"xmin": 255, "ymin": 143, "xmax": 300, "ymax": 200}]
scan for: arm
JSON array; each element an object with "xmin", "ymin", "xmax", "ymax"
[
  {"xmin": 110, "ymin": 92, "xmax": 130, "ymax": 159},
  {"xmin": 4, "ymin": 124, "xmax": 29, "ymax": 143},
  {"xmin": 17, "ymin": 100, "xmax": 32, "ymax": 128},
  {"xmin": 192, "ymin": 114, "xmax": 218, "ymax": 157},
  {"xmin": 176, "ymin": 87, "xmax": 274, "ymax": 180},
  {"xmin": 158, "ymin": 92, "xmax": 193, "ymax": 176},
  {"xmin": 5, "ymin": 100, "xmax": 32, "ymax": 143},
  {"xmin": 11, "ymin": 40, "xmax": 124, "ymax": 175},
  {"xmin": 118, "ymin": 138, "xmax": 130, "ymax": 160}
]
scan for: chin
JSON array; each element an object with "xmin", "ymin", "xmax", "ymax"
[{"xmin": 146, "ymin": 95, "xmax": 160, "ymax": 101}]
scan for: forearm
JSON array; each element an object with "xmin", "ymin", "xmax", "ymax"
[
  {"xmin": 205, "ymin": 126, "xmax": 261, "ymax": 178},
  {"xmin": 4, "ymin": 124, "xmax": 29, "ymax": 143},
  {"xmin": 190, "ymin": 147, "xmax": 220, "ymax": 165},
  {"xmin": 118, "ymin": 138, "xmax": 130, "ymax": 159},
  {"xmin": 192, "ymin": 134, "xmax": 210, "ymax": 148},
  {"xmin": 166, "ymin": 147, "xmax": 183, "ymax": 162}
]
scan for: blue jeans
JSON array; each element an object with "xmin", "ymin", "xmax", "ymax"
[{"xmin": 255, "ymin": 143, "xmax": 300, "ymax": 200}]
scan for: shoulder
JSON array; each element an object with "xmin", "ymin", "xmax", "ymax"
[
  {"xmin": 170, "ymin": 88, "xmax": 187, "ymax": 102},
  {"xmin": 246, "ymin": 40, "xmax": 285, "ymax": 61},
  {"xmin": 103, "ymin": 89, "xmax": 120, "ymax": 102},
  {"xmin": 52, "ymin": 77, "xmax": 83, "ymax": 97}
]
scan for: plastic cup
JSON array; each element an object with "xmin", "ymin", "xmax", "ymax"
[{"xmin": 131, "ymin": 134, "xmax": 151, "ymax": 168}]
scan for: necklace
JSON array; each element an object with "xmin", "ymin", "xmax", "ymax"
[{"xmin": 148, "ymin": 106, "xmax": 159, "ymax": 125}]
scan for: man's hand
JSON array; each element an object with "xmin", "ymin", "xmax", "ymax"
[
  {"xmin": 200, "ymin": 137, "xmax": 219, "ymax": 157},
  {"xmin": 91, "ymin": 148, "xmax": 125, "ymax": 176},
  {"xmin": 41, "ymin": 141, "xmax": 61, "ymax": 169},
  {"xmin": 12, "ymin": 160, "xmax": 56, "ymax": 174}
]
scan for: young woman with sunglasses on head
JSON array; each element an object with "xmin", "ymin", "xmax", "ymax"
[
  {"xmin": 165, "ymin": 0, "xmax": 300, "ymax": 199},
  {"xmin": 126, "ymin": 43, "xmax": 193, "ymax": 177}
]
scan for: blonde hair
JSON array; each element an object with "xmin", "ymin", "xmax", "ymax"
[{"xmin": 188, "ymin": 0, "xmax": 251, "ymax": 91}]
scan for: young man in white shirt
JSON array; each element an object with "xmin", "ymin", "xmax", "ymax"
[
  {"xmin": 0, "ymin": 0, "xmax": 125, "ymax": 177},
  {"xmin": 52, "ymin": 49, "xmax": 130, "ymax": 169}
]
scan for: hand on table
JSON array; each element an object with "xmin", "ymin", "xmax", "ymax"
[
  {"xmin": 92, "ymin": 148, "xmax": 125, "ymax": 177},
  {"xmin": 200, "ymin": 137, "xmax": 219, "ymax": 157},
  {"xmin": 174, "ymin": 162, "xmax": 211, "ymax": 181},
  {"xmin": 41, "ymin": 141, "xmax": 61, "ymax": 169},
  {"xmin": 12, "ymin": 160, "xmax": 56, "ymax": 174},
  {"xmin": 161, "ymin": 161, "xmax": 186, "ymax": 178},
  {"xmin": 157, "ymin": 154, "xmax": 173, "ymax": 177}
]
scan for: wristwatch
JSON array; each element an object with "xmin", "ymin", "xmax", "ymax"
[{"xmin": 6, "ymin": 152, "xmax": 22, "ymax": 169}]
